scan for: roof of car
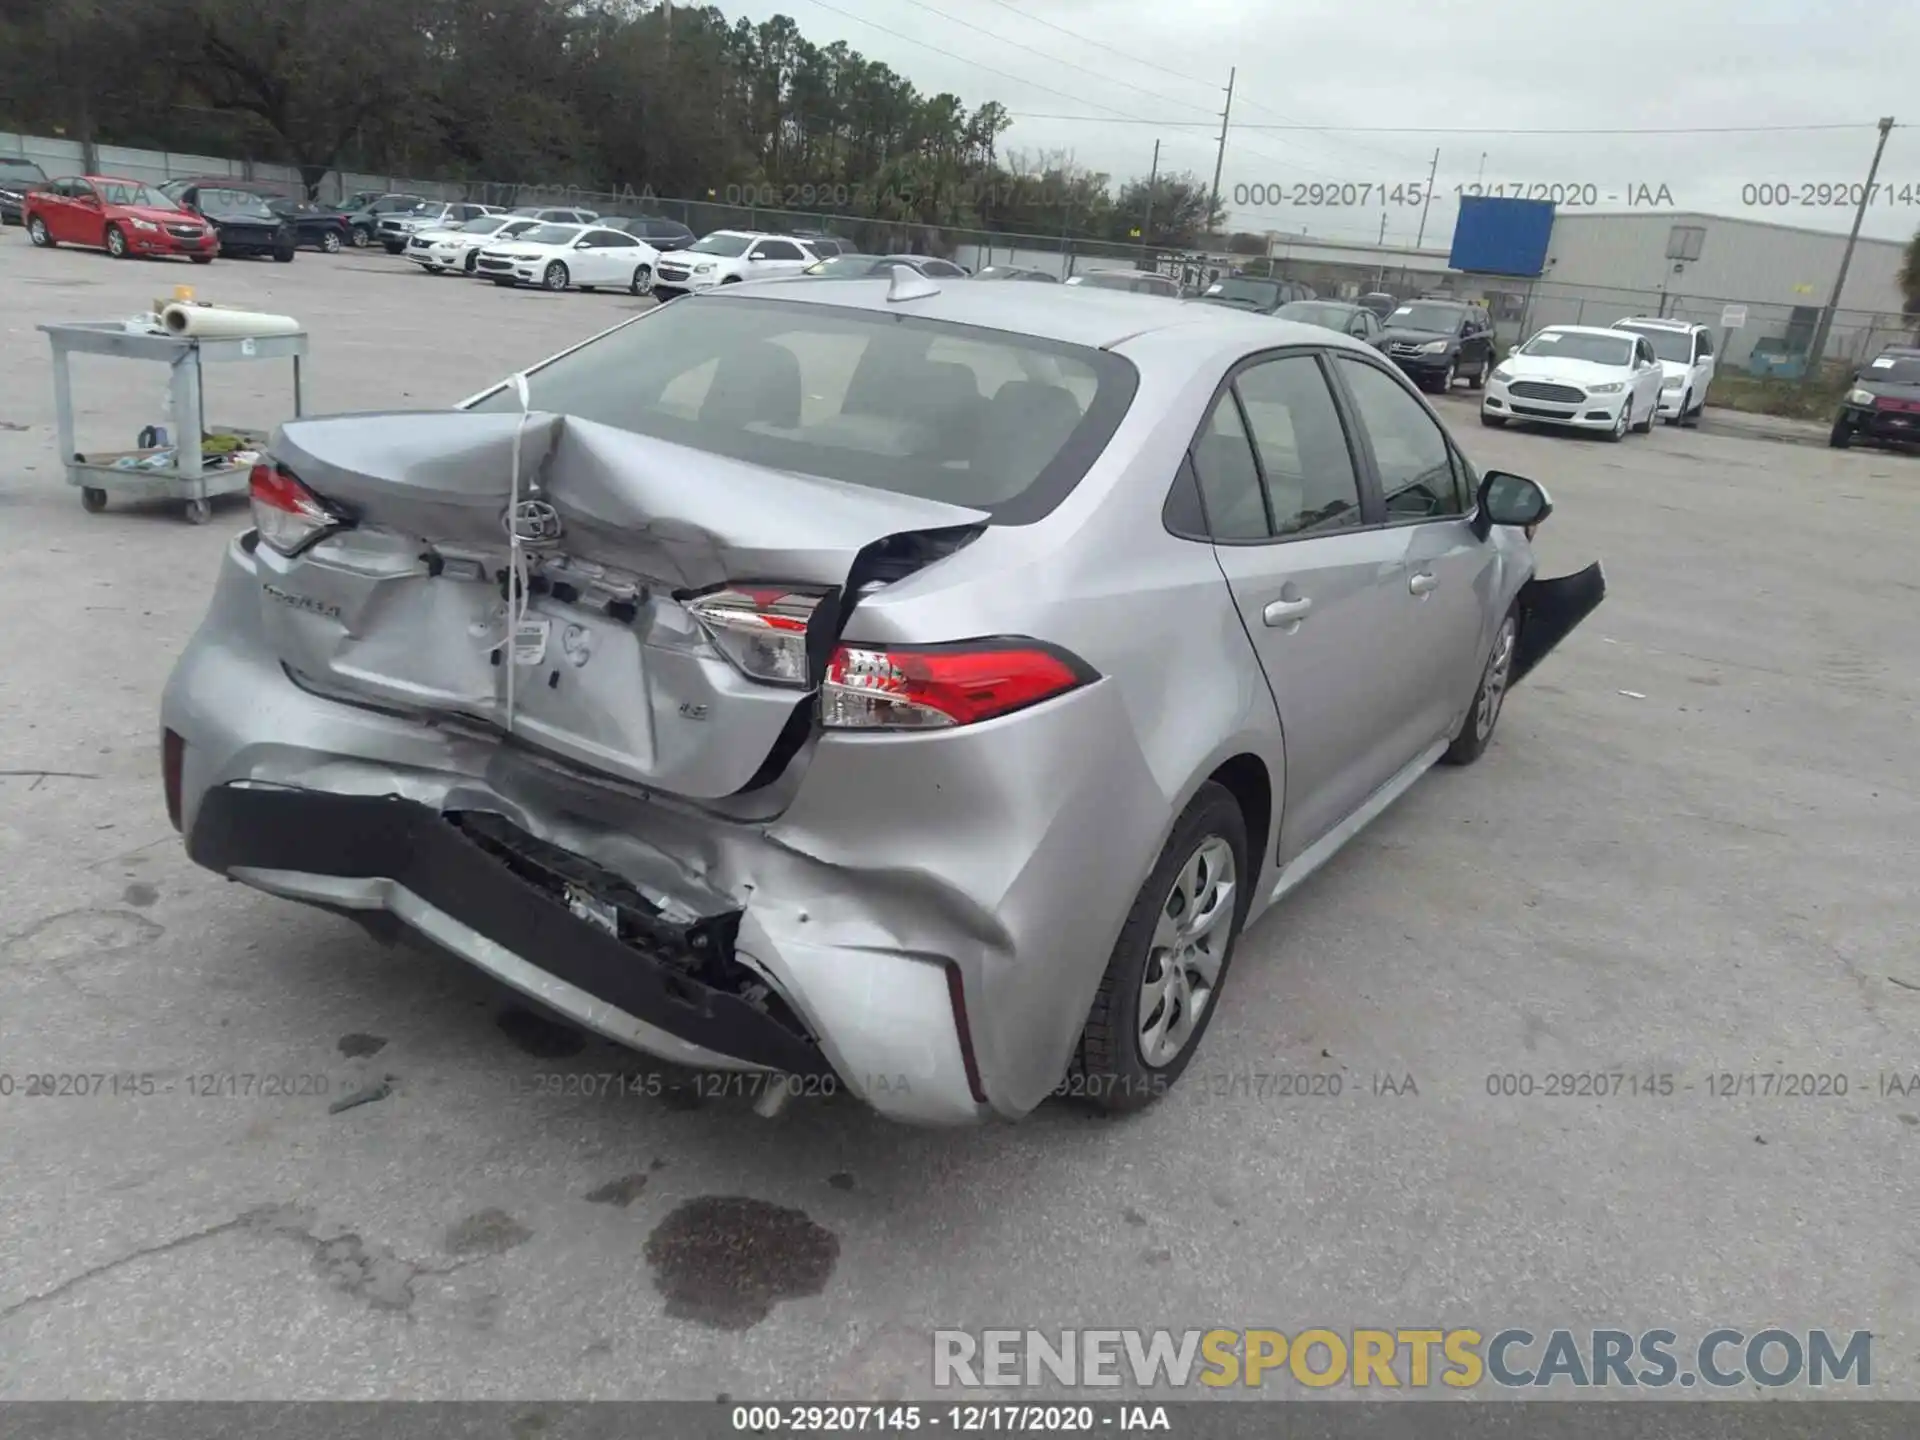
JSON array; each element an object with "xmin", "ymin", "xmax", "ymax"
[
  {"xmin": 714, "ymin": 274, "xmax": 1383, "ymax": 357},
  {"xmin": 1614, "ymin": 316, "xmax": 1701, "ymax": 331},
  {"xmin": 1536, "ymin": 324, "xmax": 1642, "ymax": 339}
]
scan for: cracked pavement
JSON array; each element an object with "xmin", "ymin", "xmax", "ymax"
[{"xmin": 0, "ymin": 240, "xmax": 1916, "ymax": 1400}]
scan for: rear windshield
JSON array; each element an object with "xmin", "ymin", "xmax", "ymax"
[
  {"xmin": 1863, "ymin": 354, "xmax": 1920, "ymax": 385},
  {"xmin": 467, "ymin": 296, "xmax": 1137, "ymax": 522}
]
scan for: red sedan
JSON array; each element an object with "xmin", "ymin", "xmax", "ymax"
[{"xmin": 24, "ymin": 175, "xmax": 217, "ymax": 262}]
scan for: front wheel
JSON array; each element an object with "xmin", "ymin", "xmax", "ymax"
[
  {"xmin": 1480, "ymin": 412, "xmax": 1507, "ymax": 427},
  {"xmin": 1632, "ymin": 395, "xmax": 1654, "ymax": 433},
  {"xmin": 630, "ymin": 263, "xmax": 653, "ymax": 295},
  {"xmin": 320, "ymin": 228, "xmax": 342, "ymax": 254},
  {"xmin": 350, "ymin": 225, "xmax": 371, "ymax": 248},
  {"xmin": 273, "ymin": 247, "xmax": 295, "ymax": 263},
  {"xmin": 190, "ymin": 254, "xmax": 214, "ymax": 265},
  {"xmin": 105, "ymin": 224, "xmax": 129, "ymax": 258},
  {"xmin": 1604, "ymin": 404, "xmax": 1628, "ymax": 442},
  {"xmin": 1829, "ymin": 419, "xmax": 1854, "ymax": 449},
  {"xmin": 28, "ymin": 215, "xmax": 54, "ymax": 247},
  {"xmin": 1437, "ymin": 360, "xmax": 1456, "ymax": 391},
  {"xmin": 464, "ymin": 252, "xmax": 479, "ymax": 273},
  {"xmin": 1442, "ymin": 610, "xmax": 1517, "ymax": 766},
  {"xmin": 542, "ymin": 261, "xmax": 569, "ymax": 291},
  {"xmin": 1467, "ymin": 360, "xmax": 1486, "ymax": 390},
  {"xmin": 1070, "ymin": 781, "xmax": 1249, "ymax": 1113}
]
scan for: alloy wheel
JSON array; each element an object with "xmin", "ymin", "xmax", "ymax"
[
  {"xmin": 321, "ymin": 230, "xmax": 342, "ymax": 253},
  {"xmin": 544, "ymin": 262, "xmax": 568, "ymax": 291},
  {"xmin": 1475, "ymin": 617, "xmax": 1517, "ymax": 743},
  {"xmin": 29, "ymin": 216, "xmax": 50, "ymax": 246},
  {"xmin": 1137, "ymin": 836, "xmax": 1236, "ymax": 1069}
]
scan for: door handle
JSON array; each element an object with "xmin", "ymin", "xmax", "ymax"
[
  {"xmin": 1409, "ymin": 571, "xmax": 1438, "ymax": 596},
  {"xmin": 1263, "ymin": 596, "xmax": 1313, "ymax": 626}
]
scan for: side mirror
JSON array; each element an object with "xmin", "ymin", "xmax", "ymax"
[
  {"xmin": 1475, "ymin": 471, "xmax": 1553, "ymax": 538},
  {"xmin": 575, "ymin": 238, "xmax": 593, "ymax": 248}
]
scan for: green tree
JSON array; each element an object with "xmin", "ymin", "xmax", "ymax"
[{"xmin": 1900, "ymin": 227, "xmax": 1920, "ymax": 317}]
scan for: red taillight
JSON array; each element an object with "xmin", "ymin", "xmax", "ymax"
[
  {"xmin": 687, "ymin": 587, "xmax": 826, "ymax": 688},
  {"xmin": 821, "ymin": 640, "xmax": 1094, "ymax": 730},
  {"xmin": 250, "ymin": 461, "xmax": 347, "ymax": 556},
  {"xmin": 161, "ymin": 728, "xmax": 185, "ymax": 832}
]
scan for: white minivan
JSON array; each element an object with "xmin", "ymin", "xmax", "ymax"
[{"xmin": 1612, "ymin": 317, "xmax": 1716, "ymax": 425}]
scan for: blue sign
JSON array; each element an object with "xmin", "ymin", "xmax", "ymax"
[{"xmin": 1449, "ymin": 196, "xmax": 1554, "ymax": 276}]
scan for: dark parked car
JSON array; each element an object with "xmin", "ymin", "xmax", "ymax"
[
  {"xmin": 595, "ymin": 215, "xmax": 697, "ymax": 248},
  {"xmin": 161, "ymin": 179, "xmax": 349, "ymax": 253},
  {"xmin": 1356, "ymin": 292, "xmax": 1398, "ymax": 320},
  {"xmin": 0, "ymin": 156, "xmax": 48, "ymax": 225},
  {"xmin": 336, "ymin": 193, "xmax": 431, "ymax": 247},
  {"xmin": 801, "ymin": 252, "xmax": 970, "ymax": 279},
  {"xmin": 1192, "ymin": 275, "xmax": 1317, "ymax": 313},
  {"xmin": 1377, "ymin": 299, "xmax": 1496, "ymax": 391},
  {"xmin": 1830, "ymin": 347, "xmax": 1920, "ymax": 451},
  {"xmin": 1274, "ymin": 300, "xmax": 1386, "ymax": 346},
  {"xmin": 972, "ymin": 265, "xmax": 1059, "ymax": 282},
  {"xmin": 159, "ymin": 182, "xmax": 297, "ymax": 261}
]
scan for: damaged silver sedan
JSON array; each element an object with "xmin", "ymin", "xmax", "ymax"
[{"xmin": 160, "ymin": 270, "xmax": 1604, "ymax": 1123}]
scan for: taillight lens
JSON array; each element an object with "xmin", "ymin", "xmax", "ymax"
[
  {"xmin": 250, "ymin": 461, "xmax": 347, "ymax": 556},
  {"xmin": 822, "ymin": 640, "xmax": 1095, "ymax": 729},
  {"xmin": 687, "ymin": 587, "xmax": 825, "ymax": 688}
]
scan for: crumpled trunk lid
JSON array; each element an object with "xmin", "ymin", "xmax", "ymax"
[{"xmin": 256, "ymin": 410, "xmax": 986, "ymax": 799}]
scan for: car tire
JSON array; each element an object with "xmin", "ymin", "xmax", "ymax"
[
  {"xmin": 720, "ymin": 274, "xmax": 742, "ymax": 284},
  {"xmin": 28, "ymin": 215, "xmax": 54, "ymax": 247},
  {"xmin": 105, "ymin": 224, "xmax": 129, "ymax": 259},
  {"xmin": 1829, "ymin": 419, "xmax": 1853, "ymax": 449},
  {"xmin": 190, "ymin": 254, "xmax": 214, "ymax": 265},
  {"xmin": 184, "ymin": 498, "xmax": 213, "ymax": 525},
  {"xmin": 630, "ymin": 263, "xmax": 653, "ymax": 295},
  {"xmin": 274, "ymin": 247, "xmax": 295, "ymax": 263},
  {"xmin": 1441, "ymin": 608, "xmax": 1518, "ymax": 767},
  {"xmin": 1070, "ymin": 781, "xmax": 1250, "ymax": 1114},
  {"xmin": 1467, "ymin": 360, "xmax": 1486, "ymax": 390},
  {"xmin": 1480, "ymin": 412, "xmax": 1507, "ymax": 427},
  {"xmin": 350, "ymin": 225, "xmax": 372, "ymax": 248},
  {"xmin": 382, "ymin": 242, "xmax": 405, "ymax": 255},
  {"xmin": 424, "ymin": 264, "xmax": 443, "ymax": 274},
  {"xmin": 491, "ymin": 278, "xmax": 514, "ymax": 286},
  {"xmin": 1605, "ymin": 404, "xmax": 1628, "ymax": 442},
  {"xmin": 1438, "ymin": 360, "xmax": 1456, "ymax": 391},
  {"xmin": 543, "ymin": 261, "xmax": 569, "ymax": 291},
  {"xmin": 464, "ymin": 252, "xmax": 479, "ymax": 273},
  {"xmin": 1676, "ymin": 388, "xmax": 1694, "ymax": 426},
  {"xmin": 80, "ymin": 486, "xmax": 108, "ymax": 513},
  {"xmin": 320, "ymin": 229, "xmax": 342, "ymax": 254},
  {"xmin": 1632, "ymin": 396, "xmax": 1654, "ymax": 433}
]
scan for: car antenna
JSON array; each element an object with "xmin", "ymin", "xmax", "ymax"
[{"xmin": 885, "ymin": 265, "xmax": 940, "ymax": 303}]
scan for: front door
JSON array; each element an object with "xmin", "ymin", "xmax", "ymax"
[
  {"xmin": 1330, "ymin": 354, "xmax": 1495, "ymax": 755},
  {"xmin": 746, "ymin": 237, "xmax": 809, "ymax": 276},
  {"xmin": 1193, "ymin": 351, "xmax": 1420, "ymax": 861},
  {"xmin": 68, "ymin": 179, "xmax": 107, "ymax": 247}
]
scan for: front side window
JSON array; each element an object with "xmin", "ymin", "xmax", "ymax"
[
  {"xmin": 754, "ymin": 239, "xmax": 805, "ymax": 260},
  {"xmin": 1336, "ymin": 358, "xmax": 1467, "ymax": 520},
  {"xmin": 1233, "ymin": 356, "xmax": 1363, "ymax": 537}
]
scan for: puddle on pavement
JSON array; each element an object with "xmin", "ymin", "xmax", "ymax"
[{"xmin": 643, "ymin": 1196, "xmax": 838, "ymax": 1330}]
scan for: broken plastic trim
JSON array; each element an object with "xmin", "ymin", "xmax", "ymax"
[{"xmin": 1511, "ymin": 560, "xmax": 1607, "ymax": 685}]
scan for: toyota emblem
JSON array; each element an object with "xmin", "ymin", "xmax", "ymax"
[{"xmin": 504, "ymin": 498, "xmax": 564, "ymax": 545}]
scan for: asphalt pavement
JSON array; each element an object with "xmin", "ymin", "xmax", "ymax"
[{"xmin": 0, "ymin": 236, "xmax": 1915, "ymax": 1401}]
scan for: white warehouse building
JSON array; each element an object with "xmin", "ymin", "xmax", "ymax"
[{"xmin": 1466, "ymin": 211, "xmax": 1915, "ymax": 370}]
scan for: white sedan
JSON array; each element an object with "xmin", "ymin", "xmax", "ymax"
[
  {"xmin": 472, "ymin": 222, "xmax": 661, "ymax": 293},
  {"xmin": 1480, "ymin": 325, "xmax": 1666, "ymax": 440},
  {"xmin": 405, "ymin": 215, "xmax": 542, "ymax": 275}
]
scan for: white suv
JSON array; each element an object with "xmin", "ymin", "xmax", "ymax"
[
  {"xmin": 1611, "ymin": 317, "xmax": 1716, "ymax": 425},
  {"xmin": 651, "ymin": 231, "xmax": 822, "ymax": 299}
]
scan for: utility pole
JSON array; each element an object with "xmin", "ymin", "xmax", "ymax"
[
  {"xmin": 1414, "ymin": 147, "xmax": 1440, "ymax": 249},
  {"xmin": 1805, "ymin": 115, "xmax": 1895, "ymax": 378},
  {"xmin": 1208, "ymin": 67, "xmax": 1236, "ymax": 245},
  {"xmin": 1378, "ymin": 212, "xmax": 1387, "ymax": 244},
  {"xmin": 1141, "ymin": 138, "xmax": 1161, "ymax": 253},
  {"xmin": 662, "ymin": 1, "xmax": 672, "ymax": 63}
]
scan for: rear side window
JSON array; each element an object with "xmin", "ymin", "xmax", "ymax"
[
  {"xmin": 468, "ymin": 296, "xmax": 1137, "ymax": 523},
  {"xmin": 1189, "ymin": 394, "xmax": 1269, "ymax": 540}
]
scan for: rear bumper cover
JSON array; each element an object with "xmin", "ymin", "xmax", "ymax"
[{"xmin": 187, "ymin": 784, "xmax": 832, "ymax": 1078}]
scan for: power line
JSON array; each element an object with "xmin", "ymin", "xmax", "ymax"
[
  {"xmin": 975, "ymin": 0, "xmax": 1217, "ymax": 90},
  {"xmin": 1001, "ymin": 114, "xmax": 1894, "ymax": 135},
  {"xmin": 892, "ymin": 0, "xmax": 1218, "ymax": 119},
  {"xmin": 789, "ymin": 0, "xmax": 1151, "ymax": 124}
]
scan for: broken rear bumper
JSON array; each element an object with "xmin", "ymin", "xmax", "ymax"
[{"xmin": 187, "ymin": 785, "xmax": 833, "ymax": 1079}]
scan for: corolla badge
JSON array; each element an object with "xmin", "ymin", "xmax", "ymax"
[{"xmin": 504, "ymin": 498, "xmax": 564, "ymax": 544}]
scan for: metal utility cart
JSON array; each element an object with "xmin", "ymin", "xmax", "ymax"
[{"xmin": 38, "ymin": 320, "xmax": 307, "ymax": 524}]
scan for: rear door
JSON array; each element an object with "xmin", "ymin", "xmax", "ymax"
[
  {"xmin": 1329, "ymin": 354, "xmax": 1493, "ymax": 758},
  {"xmin": 1189, "ymin": 350, "xmax": 1417, "ymax": 861}
]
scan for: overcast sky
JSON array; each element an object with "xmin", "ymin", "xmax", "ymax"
[{"xmin": 726, "ymin": 0, "xmax": 1918, "ymax": 248}]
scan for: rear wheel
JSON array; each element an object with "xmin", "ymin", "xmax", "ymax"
[
  {"xmin": 105, "ymin": 224, "xmax": 129, "ymax": 258},
  {"xmin": 28, "ymin": 215, "xmax": 54, "ymax": 247},
  {"xmin": 320, "ymin": 228, "xmax": 343, "ymax": 254},
  {"xmin": 1829, "ymin": 419, "xmax": 1854, "ymax": 449},
  {"xmin": 1467, "ymin": 359, "xmax": 1487, "ymax": 390},
  {"xmin": 543, "ymin": 261, "xmax": 569, "ymax": 291},
  {"xmin": 273, "ymin": 246, "xmax": 295, "ymax": 263},
  {"xmin": 1442, "ymin": 609, "xmax": 1517, "ymax": 766},
  {"xmin": 1070, "ymin": 782, "xmax": 1249, "ymax": 1113}
]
